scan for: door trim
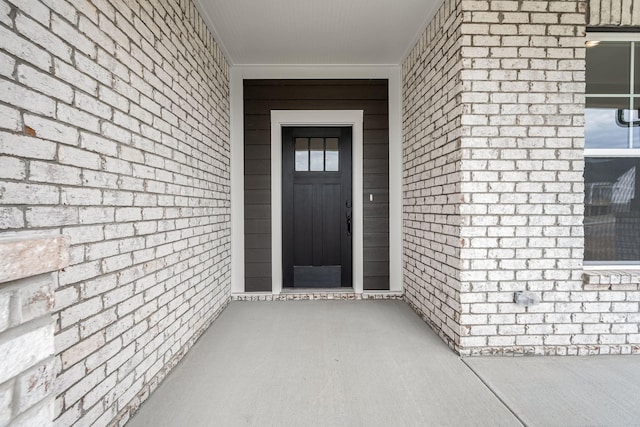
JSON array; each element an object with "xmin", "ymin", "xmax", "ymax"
[{"xmin": 271, "ymin": 110, "xmax": 364, "ymax": 295}]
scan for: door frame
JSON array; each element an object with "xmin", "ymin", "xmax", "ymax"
[{"xmin": 271, "ymin": 110, "xmax": 364, "ymax": 295}]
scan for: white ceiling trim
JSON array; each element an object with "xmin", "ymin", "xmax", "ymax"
[
  {"xmin": 234, "ymin": 64, "xmax": 400, "ymax": 79},
  {"xmin": 192, "ymin": 0, "xmax": 444, "ymax": 66}
]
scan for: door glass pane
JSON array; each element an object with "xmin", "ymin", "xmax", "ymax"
[
  {"xmin": 584, "ymin": 157, "xmax": 640, "ymax": 262},
  {"xmin": 586, "ymin": 41, "xmax": 631, "ymax": 94},
  {"xmin": 310, "ymin": 138, "xmax": 324, "ymax": 171},
  {"xmin": 295, "ymin": 138, "xmax": 308, "ymax": 171},
  {"xmin": 325, "ymin": 138, "xmax": 339, "ymax": 171},
  {"xmin": 585, "ymin": 97, "xmax": 631, "ymax": 149}
]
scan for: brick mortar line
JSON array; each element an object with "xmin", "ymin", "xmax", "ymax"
[
  {"xmin": 0, "ymin": 25, "xmax": 229, "ymax": 139},
  {"xmin": 0, "ymin": 213, "xmax": 231, "ymax": 231},
  {"xmin": 0, "ymin": 116, "xmax": 230, "ymax": 182},
  {"xmin": 65, "ymin": 254, "xmax": 230, "ymax": 300},
  {"xmin": 0, "ymin": 223, "xmax": 231, "ymax": 254},
  {"xmin": 0, "ymin": 38, "xmax": 228, "ymax": 133},
  {"xmin": 54, "ymin": 255, "xmax": 231, "ymax": 322},
  {"xmin": 52, "ymin": 256, "xmax": 231, "ymax": 363},
  {"xmin": 54, "ymin": 235, "xmax": 230, "ymax": 276}
]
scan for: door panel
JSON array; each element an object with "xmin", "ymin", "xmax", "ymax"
[
  {"xmin": 294, "ymin": 266, "xmax": 341, "ymax": 288},
  {"xmin": 293, "ymin": 184, "xmax": 313, "ymax": 266},
  {"xmin": 321, "ymin": 184, "xmax": 341, "ymax": 266},
  {"xmin": 283, "ymin": 127, "xmax": 352, "ymax": 288}
]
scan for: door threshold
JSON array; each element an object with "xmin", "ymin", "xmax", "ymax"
[{"xmin": 232, "ymin": 290, "xmax": 404, "ymax": 301}]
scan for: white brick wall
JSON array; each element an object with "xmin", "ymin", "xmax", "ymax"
[
  {"xmin": 402, "ymin": 0, "xmax": 464, "ymax": 351},
  {"xmin": 0, "ymin": 233, "xmax": 69, "ymax": 427},
  {"xmin": 457, "ymin": 0, "xmax": 589, "ymax": 356},
  {"xmin": 0, "ymin": 0, "xmax": 231, "ymax": 425},
  {"xmin": 589, "ymin": 0, "xmax": 640, "ymax": 26},
  {"xmin": 404, "ymin": 0, "xmax": 640, "ymax": 356}
]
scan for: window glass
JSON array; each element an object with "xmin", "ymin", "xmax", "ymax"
[
  {"xmin": 584, "ymin": 158, "xmax": 640, "ymax": 262},
  {"xmin": 634, "ymin": 98, "xmax": 640, "ymax": 149},
  {"xmin": 585, "ymin": 97, "xmax": 631, "ymax": 149},
  {"xmin": 585, "ymin": 38, "xmax": 640, "ymax": 264},
  {"xmin": 309, "ymin": 138, "xmax": 324, "ymax": 171},
  {"xmin": 586, "ymin": 41, "xmax": 631, "ymax": 94},
  {"xmin": 295, "ymin": 138, "xmax": 309, "ymax": 171},
  {"xmin": 325, "ymin": 138, "xmax": 339, "ymax": 171},
  {"xmin": 635, "ymin": 43, "xmax": 640, "ymax": 94}
]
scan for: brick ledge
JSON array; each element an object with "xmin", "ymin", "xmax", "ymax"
[
  {"xmin": 232, "ymin": 291, "xmax": 404, "ymax": 301},
  {"xmin": 460, "ymin": 344, "xmax": 640, "ymax": 357},
  {"xmin": 582, "ymin": 270, "xmax": 640, "ymax": 290},
  {"xmin": 0, "ymin": 232, "xmax": 69, "ymax": 284}
]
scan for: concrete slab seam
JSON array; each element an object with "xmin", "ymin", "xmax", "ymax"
[{"xmin": 461, "ymin": 358, "xmax": 527, "ymax": 427}]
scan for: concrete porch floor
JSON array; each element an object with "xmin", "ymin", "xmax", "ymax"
[{"xmin": 127, "ymin": 301, "xmax": 640, "ymax": 426}]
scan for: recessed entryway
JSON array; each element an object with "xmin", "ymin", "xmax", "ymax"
[{"xmin": 233, "ymin": 76, "xmax": 403, "ymax": 295}]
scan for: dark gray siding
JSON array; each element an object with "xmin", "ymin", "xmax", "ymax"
[{"xmin": 243, "ymin": 79, "xmax": 389, "ymax": 291}]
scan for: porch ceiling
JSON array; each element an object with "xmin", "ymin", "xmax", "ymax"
[{"xmin": 193, "ymin": 0, "xmax": 443, "ymax": 65}]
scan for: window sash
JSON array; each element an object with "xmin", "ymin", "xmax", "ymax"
[
  {"xmin": 586, "ymin": 37, "xmax": 637, "ymax": 150},
  {"xmin": 585, "ymin": 32, "xmax": 640, "ymax": 266}
]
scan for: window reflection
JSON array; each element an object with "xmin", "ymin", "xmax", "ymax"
[
  {"xmin": 585, "ymin": 98, "xmax": 631, "ymax": 149},
  {"xmin": 586, "ymin": 41, "xmax": 631, "ymax": 94},
  {"xmin": 634, "ymin": 99, "xmax": 640, "ymax": 149},
  {"xmin": 325, "ymin": 138, "xmax": 339, "ymax": 171},
  {"xmin": 585, "ymin": 158, "xmax": 640, "ymax": 261},
  {"xmin": 295, "ymin": 138, "xmax": 309, "ymax": 171},
  {"xmin": 309, "ymin": 138, "xmax": 324, "ymax": 171},
  {"xmin": 294, "ymin": 137, "xmax": 340, "ymax": 172}
]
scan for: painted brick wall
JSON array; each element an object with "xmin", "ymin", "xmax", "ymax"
[
  {"xmin": 589, "ymin": 0, "xmax": 640, "ymax": 26},
  {"xmin": 402, "ymin": 0, "xmax": 464, "ymax": 351},
  {"xmin": 0, "ymin": 233, "xmax": 69, "ymax": 427},
  {"xmin": 458, "ymin": 0, "xmax": 589, "ymax": 356},
  {"xmin": 0, "ymin": 0, "xmax": 231, "ymax": 425},
  {"xmin": 404, "ymin": 0, "xmax": 640, "ymax": 356}
]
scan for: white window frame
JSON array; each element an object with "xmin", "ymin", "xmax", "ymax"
[{"xmin": 584, "ymin": 32, "xmax": 640, "ymax": 269}]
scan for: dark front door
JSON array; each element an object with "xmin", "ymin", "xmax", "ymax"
[{"xmin": 282, "ymin": 127, "xmax": 352, "ymax": 288}]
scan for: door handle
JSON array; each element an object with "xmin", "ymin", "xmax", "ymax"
[{"xmin": 346, "ymin": 212, "xmax": 352, "ymax": 237}]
